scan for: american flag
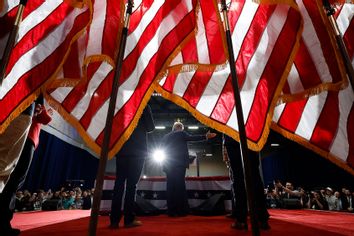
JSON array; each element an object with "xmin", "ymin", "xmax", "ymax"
[
  {"xmin": 279, "ymin": 0, "xmax": 348, "ymax": 102},
  {"xmin": 0, "ymin": 0, "xmax": 91, "ymax": 133},
  {"xmin": 272, "ymin": 2, "xmax": 354, "ymax": 173},
  {"xmin": 45, "ymin": 0, "xmax": 198, "ymax": 157},
  {"xmin": 156, "ymin": 0, "xmax": 303, "ymax": 151}
]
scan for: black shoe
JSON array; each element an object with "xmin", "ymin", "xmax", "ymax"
[
  {"xmin": 225, "ymin": 213, "xmax": 236, "ymax": 219},
  {"xmin": 108, "ymin": 223, "xmax": 119, "ymax": 229},
  {"xmin": 259, "ymin": 221, "xmax": 271, "ymax": 230},
  {"xmin": 124, "ymin": 220, "xmax": 142, "ymax": 228},
  {"xmin": 0, "ymin": 227, "xmax": 21, "ymax": 236},
  {"xmin": 231, "ymin": 221, "xmax": 248, "ymax": 230}
]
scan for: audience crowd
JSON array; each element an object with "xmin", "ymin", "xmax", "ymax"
[
  {"xmin": 265, "ymin": 180, "xmax": 354, "ymax": 212},
  {"xmin": 9, "ymin": 181, "xmax": 354, "ymax": 214},
  {"xmin": 13, "ymin": 187, "xmax": 93, "ymax": 212}
]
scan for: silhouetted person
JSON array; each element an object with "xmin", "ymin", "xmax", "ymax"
[
  {"xmin": 109, "ymin": 105, "xmax": 154, "ymax": 229},
  {"xmin": 162, "ymin": 122, "xmax": 216, "ymax": 217},
  {"xmin": 0, "ymin": 97, "xmax": 52, "ymax": 236},
  {"xmin": 223, "ymin": 134, "xmax": 270, "ymax": 230}
]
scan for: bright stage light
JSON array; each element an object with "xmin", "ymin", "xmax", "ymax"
[{"xmin": 153, "ymin": 149, "xmax": 166, "ymax": 163}]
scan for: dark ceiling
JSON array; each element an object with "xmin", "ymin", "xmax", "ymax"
[{"xmin": 149, "ymin": 93, "xmax": 204, "ymax": 129}]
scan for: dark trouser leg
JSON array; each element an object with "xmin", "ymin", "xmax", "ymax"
[
  {"xmin": 123, "ymin": 157, "xmax": 144, "ymax": 224},
  {"xmin": 226, "ymin": 143, "xmax": 247, "ymax": 223},
  {"xmin": 0, "ymin": 140, "xmax": 34, "ymax": 230},
  {"xmin": 110, "ymin": 156, "xmax": 128, "ymax": 225},
  {"xmin": 249, "ymin": 152, "xmax": 269, "ymax": 223},
  {"xmin": 166, "ymin": 170, "xmax": 178, "ymax": 215},
  {"xmin": 174, "ymin": 167, "xmax": 188, "ymax": 215}
]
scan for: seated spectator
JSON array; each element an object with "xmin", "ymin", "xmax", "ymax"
[
  {"xmin": 308, "ymin": 191, "xmax": 328, "ymax": 210},
  {"xmin": 275, "ymin": 181, "xmax": 303, "ymax": 209},
  {"xmin": 324, "ymin": 187, "xmax": 337, "ymax": 211},
  {"xmin": 61, "ymin": 192, "xmax": 74, "ymax": 210},
  {"xmin": 342, "ymin": 189, "xmax": 353, "ymax": 212},
  {"xmin": 20, "ymin": 190, "xmax": 34, "ymax": 211},
  {"xmin": 14, "ymin": 191, "xmax": 24, "ymax": 212},
  {"xmin": 81, "ymin": 190, "xmax": 92, "ymax": 210},
  {"xmin": 265, "ymin": 188, "xmax": 280, "ymax": 208},
  {"xmin": 334, "ymin": 191, "xmax": 342, "ymax": 211},
  {"xmin": 73, "ymin": 193, "xmax": 83, "ymax": 209},
  {"xmin": 51, "ymin": 191, "xmax": 61, "ymax": 200}
]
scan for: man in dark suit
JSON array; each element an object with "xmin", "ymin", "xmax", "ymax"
[
  {"xmin": 162, "ymin": 122, "xmax": 216, "ymax": 217},
  {"xmin": 109, "ymin": 105, "xmax": 154, "ymax": 229},
  {"xmin": 223, "ymin": 134, "xmax": 270, "ymax": 230}
]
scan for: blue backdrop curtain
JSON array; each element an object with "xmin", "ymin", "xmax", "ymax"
[{"xmin": 23, "ymin": 131, "xmax": 99, "ymax": 192}]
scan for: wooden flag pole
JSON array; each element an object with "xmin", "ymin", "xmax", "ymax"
[
  {"xmin": 88, "ymin": 1, "xmax": 134, "ymax": 235},
  {"xmin": 220, "ymin": 1, "xmax": 260, "ymax": 235},
  {"xmin": 0, "ymin": 0, "xmax": 28, "ymax": 86},
  {"xmin": 323, "ymin": 0, "xmax": 354, "ymax": 91}
]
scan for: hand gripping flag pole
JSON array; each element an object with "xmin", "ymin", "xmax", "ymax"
[
  {"xmin": 0, "ymin": 0, "xmax": 28, "ymax": 86},
  {"xmin": 220, "ymin": 1, "xmax": 260, "ymax": 235},
  {"xmin": 88, "ymin": 1, "xmax": 134, "ymax": 235},
  {"xmin": 323, "ymin": 0, "xmax": 354, "ymax": 92}
]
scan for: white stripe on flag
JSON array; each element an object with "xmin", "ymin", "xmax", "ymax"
[
  {"xmin": 174, "ymin": 71, "xmax": 195, "ymax": 97},
  {"xmin": 330, "ymin": 85, "xmax": 354, "ymax": 161},
  {"xmin": 86, "ymin": 0, "xmax": 107, "ymax": 57},
  {"xmin": 295, "ymin": 91, "xmax": 328, "ymax": 140},
  {"xmin": 196, "ymin": 7, "xmax": 210, "ymax": 64},
  {"xmin": 231, "ymin": 1, "xmax": 258, "ymax": 59},
  {"xmin": 196, "ymin": 68, "xmax": 230, "ymax": 116},
  {"xmin": 86, "ymin": 1, "xmax": 194, "ymax": 139},
  {"xmin": 298, "ymin": 0, "xmax": 332, "ymax": 83},
  {"xmin": 240, "ymin": 5, "xmax": 288, "ymax": 123},
  {"xmin": 124, "ymin": 0, "xmax": 165, "ymax": 59},
  {"xmin": 0, "ymin": 0, "xmax": 19, "ymax": 17},
  {"xmin": 71, "ymin": 62, "xmax": 114, "ymax": 120},
  {"xmin": 0, "ymin": 7, "xmax": 85, "ymax": 99}
]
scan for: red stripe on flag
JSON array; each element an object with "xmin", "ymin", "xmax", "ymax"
[
  {"xmin": 129, "ymin": 0, "xmax": 154, "ymax": 34},
  {"xmin": 63, "ymin": 41, "xmax": 81, "ymax": 78},
  {"xmin": 120, "ymin": 0, "xmax": 181, "ymax": 83},
  {"xmin": 95, "ymin": 7, "xmax": 197, "ymax": 147},
  {"xmin": 347, "ymin": 106, "xmax": 354, "ymax": 168},
  {"xmin": 210, "ymin": 77, "xmax": 235, "ymax": 124},
  {"xmin": 102, "ymin": 0, "xmax": 122, "ymax": 57},
  {"xmin": 61, "ymin": 63, "xmax": 101, "ymax": 114},
  {"xmin": 310, "ymin": 92, "xmax": 339, "ymax": 150},
  {"xmin": 245, "ymin": 7, "xmax": 301, "ymax": 142},
  {"xmin": 0, "ymin": 6, "xmax": 90, "ymax": 125},
  {"xmin": 294, "ymin": 40, "xmax": 323, "ymax": 89},
  {"xmin": 181, "ymin": 37, "xmax": 198, "ymax": 62},
  {"xmin": 236, "ymin": 5, "xmax": 275, "ymax": 87},
  {"xmin": 200, "ymin": 0, "xmax": 225, "ymax": 64},
  {"xmin": 342, "ymin": 17, "xmax": 354, "ymax": 57},
  {"xmin": 5, "ymin": 3, "xmax": 71, "ymax": 75},
  {"xmin": 182, "ymin": 71, "xmax": 213, "ymax": 108},
  {"xmin": 228, "ymin": 0, "xmax": 245, "ymax": 33},
  {"xmin": 303, "ymin": 0, "xmax": 343, "ymax": 83},
  {"xmin": 278, "ymin": 99, "xmax": 307, "ymax": 133}
]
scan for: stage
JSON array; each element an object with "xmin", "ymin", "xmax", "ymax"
[{"xmin": 12, "ymin": 209, "xmax": 354, "ymax": 235}]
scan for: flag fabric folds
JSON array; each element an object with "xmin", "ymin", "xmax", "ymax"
[
  {"xmin": 156, "ymin": 0, "xmax": 303, "ymax": 151},
  {"xmin": 272, "ymin": 3, "xmax": 354, "ymax": 174},
  {"xmin": 45, "ymin": 0, "xmax": 198, "ymax": 157},
  {"xmin": 279, "ymin": 0, "xmax": 348, "ymax": 102},
  {"xmin": 0, "ymin": 0, "xmax": 91, "ymax": 133}
]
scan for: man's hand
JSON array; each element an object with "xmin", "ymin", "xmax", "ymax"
[{"xmin": 206, "ymin": 130, "xmax": 217, "ymax": 139}]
